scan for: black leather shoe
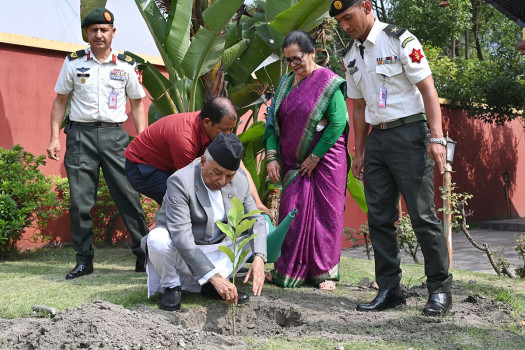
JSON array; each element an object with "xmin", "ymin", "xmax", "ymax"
[
  {"xmin": 201, "ymin": 282, "xmax": 250, "ymax": 304},
  {"xmin": 423, "ymin": 292, "xmax": 452, "ymax": 316},
  {"xmin": 160, "ymin": 286, "xmax": 182, "ymax": 311},
  {"xmin": 135, "ymin": 258, "xmax": 146, "ymax": 273},
  {"xmin": 65, "ymin": 264, "xmax": 94, "ymax": 280},
  {"xmin": 356, "ymin": 285, "xmax": 406, "ymax": 311}
]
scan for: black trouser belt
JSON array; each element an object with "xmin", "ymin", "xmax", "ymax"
[
  {"xmin": 372, "ymin": 113, "xmax": 427, "ymax": 130},
  {"xmin": 71, "ymin": 121, "xmax": 123, "ymax": 127}
]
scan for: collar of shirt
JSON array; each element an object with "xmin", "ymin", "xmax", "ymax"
[
  {"xmin": 196, "ymin": 112, "xmax": 212, "ymax": 153},
  {"xmin": 84, "ymin": 48, "xmax": 118, "ymax": 65},
  {"xmin": 355, "ymin": 19, "xmax": 385, "ymax": 49}
]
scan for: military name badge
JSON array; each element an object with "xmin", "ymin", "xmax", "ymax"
[
  {"xmin": 409, "ymin": 48, "xmax": 424, "ymax": 63},
  {"xmin": 110, "ymin": 69, "xmax": 127, "ymax": 81},
  {"xmin": 109, "ymin": 91, "xmax": 117, "ymax": 109}
]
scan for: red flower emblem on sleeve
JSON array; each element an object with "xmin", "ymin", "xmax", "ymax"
[
  {"xmin": 136, "ymin": 69, "xmax": 143, "ymax": 84},
  {"xmin": 409, "ymin": 48, "xmax": 424, "ymax": 63}
]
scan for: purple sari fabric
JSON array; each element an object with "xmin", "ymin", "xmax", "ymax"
[{"xmin": 272, "ymin": 69, "xmax": 348, "ymax": 287}]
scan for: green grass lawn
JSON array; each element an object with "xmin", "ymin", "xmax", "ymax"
[{"xmin": 1, "ymin": 246, "xmax": 524, "ymax": 320}]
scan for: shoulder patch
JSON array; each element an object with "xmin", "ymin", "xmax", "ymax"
[
  {"xmin": 67, "ymin": 49, "xmax": 86, "ymax": 61},
  {"xmin": 401, "ymin": 36, "xmax": 415, "ymax": 48},
  {"xmin": 117, "ymin": 53, "xmax": 135, "ymax": 65},
  {"xmin": 383, "ymin": 24, "xmax": 407, "ymax": 38}
]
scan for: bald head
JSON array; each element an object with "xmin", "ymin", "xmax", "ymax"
[{"xmin": 201, "ymin": 97, "xmax": 237, "ymax": 124}]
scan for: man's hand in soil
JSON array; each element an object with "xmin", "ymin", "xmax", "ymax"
[
  {"xmin": 244, "ymin": 255, "xmax": 265, "ymax": 296},
  {"xmin": 209, "ymin": 274, "xmax": 238, "ymax": 305}
]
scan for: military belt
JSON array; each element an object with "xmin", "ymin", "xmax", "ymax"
[
  {"xmin": 71, "ymin": 121, "xmax": 123, "ymax": 128},
  {"xmin": 372, "ymin": 113, "xmax": 427, "ymax": 130}
]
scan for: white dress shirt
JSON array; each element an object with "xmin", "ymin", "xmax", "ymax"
[
  {"xmin": 55, "ymin": 48, "xmax": 146, "ymax": 123},
  {"xmin": 344, "ymin": 20, "xmax": 432, "ymax": 125}
]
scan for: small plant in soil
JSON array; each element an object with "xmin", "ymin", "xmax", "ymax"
[{"xmin": 216, "ymin": 196, "xmax": 263, "ymax": 335}]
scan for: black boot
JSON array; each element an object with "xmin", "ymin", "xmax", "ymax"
[
  {"xmin": 356, "ymin": 285, "xmax": 406, "ymax": 311},
  {"xmin": 65, "ymin": 264, "xmax": 94, "ymax": 280},
  {"xmin": 423, "ymin": 292, "xmax": 452, "ymax": 316}
]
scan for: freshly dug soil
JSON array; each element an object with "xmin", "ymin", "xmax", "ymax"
[{"xmin": 1, "ymin": 282, "xmax": 523, "ymax": 349}]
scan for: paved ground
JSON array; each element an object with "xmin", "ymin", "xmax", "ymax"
[{"xmin": 341, "ymin": 219, "xmax": 525, "ymax": 275}]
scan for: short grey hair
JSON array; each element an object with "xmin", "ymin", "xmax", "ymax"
[{"xmin": 204, "ymin": 149, "xmax": 214, "ymax": 162}]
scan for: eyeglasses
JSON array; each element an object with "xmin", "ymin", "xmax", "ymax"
[{"xmin": 281, "ymin": 53, "xmax": 305, "ymax": 66}]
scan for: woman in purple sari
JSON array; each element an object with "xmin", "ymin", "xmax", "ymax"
[{"xmin": 264, "ymin": 31, "xmax": 349, "ymax": 290}]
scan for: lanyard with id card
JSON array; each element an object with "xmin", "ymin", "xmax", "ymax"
[
  {"xmin": 378, "ymin": 75, "xmax": 387, "ymax": 108},
  {"xmin": 109, "ymin": 90, "xmax": 117, "ymax": 109}
]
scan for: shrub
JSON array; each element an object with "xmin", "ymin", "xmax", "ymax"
[
  {"xmin": 0, "ymin": 145, "xmax": 67, "ymax": 255},
  {"xmin": 395, "ymin": 213, "xmax": 420, "ymax": 264}
]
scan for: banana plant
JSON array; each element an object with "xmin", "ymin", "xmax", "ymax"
[{"xmin": 129, "ymin": 0, "xmax": 367, "ymax": 212}]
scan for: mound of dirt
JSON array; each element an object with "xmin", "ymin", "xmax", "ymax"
[{"xmin": 0, "ymin": 283, "xmax": 523, "ymax": 349}]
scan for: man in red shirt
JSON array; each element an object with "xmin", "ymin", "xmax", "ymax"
[{"xmin": 125, "ymin": 97, "xmax": 268, "ymax": 211}]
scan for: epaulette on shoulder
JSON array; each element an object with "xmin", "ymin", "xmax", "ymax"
[
  {"xmin": 341, "ymin": 39, "xmax": 355, "ymax": 57},
  {"xmin": 117, "ymin": 53, "xmax": 135, "ymax": 65},
  {"xmin": 67, "ymin": 49, "xmax": 86, "ymax": 61},
  {"xmin": 383, "ymin": 24, "xmax": 407, "ymax": 38}
]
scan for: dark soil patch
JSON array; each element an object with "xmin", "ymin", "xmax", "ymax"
[{"xmin": 1, "ymin": 283, "xmax": 523, "ymax": 349}]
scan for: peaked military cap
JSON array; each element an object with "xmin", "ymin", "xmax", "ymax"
[
  {"xmin": 207, "ymin": 133, "xmax": 243, "ymax": 171},
  {"xmin": 329, "ymin": 0, "xmax": 360, "ymax": 17},
  {"xmin": 81, "ymin": 8, "xmax": 114, "ymax": 28}
]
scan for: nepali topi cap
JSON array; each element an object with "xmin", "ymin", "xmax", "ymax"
[
  {"xmin": 82, "ymin": 8, "xmax": 114, "ymax": 28},
  {"xmin": 207, "ymin": 133, "xmax": 243, "ymax": 171}
]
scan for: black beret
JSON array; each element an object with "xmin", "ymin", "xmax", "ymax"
[
  {"xmin": 207, "ymin": 133, "xmax": 243, "ymax": 171},
  {"xmin": 81, "ymin": 8, "xmax": 114, "ymax": 28},
  {"xmin": 329, "ymin": 0, "xmax": 360, "ymax": 17}
]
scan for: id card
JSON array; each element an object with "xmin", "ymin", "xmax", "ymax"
[
  {"xmin": 109, "ymin": 91, "xmax": 117, "ymax": 109},
  {"xmin": 379, "ymin": 86, "xmax": 387, "ymax": 108}
]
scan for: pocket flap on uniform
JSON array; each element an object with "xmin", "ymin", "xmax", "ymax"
[{"xmin": 376, "ymin": 62, "xmax": 403, "ymax": 77}]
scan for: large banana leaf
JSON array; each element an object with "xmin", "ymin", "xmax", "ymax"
[
  {"xmin": 270, "ymin": 0, "xmax": 331, "ymax": 35},
  {"xmin": 181, "ymin": 27, "xmax": 226, "ymax": 109},
  {"xmin": 265, "ymin": 0, "xmax": 297, "ymax": 23},
  {"xmin": 223, "ymin": 39, "xmax": 250, "ymax": 70},
  {"xmin": 239, "ymin": 121, "xmax": 268, "ymax": 199},
  {"xmin": 80, "ymin": 0, "xmax": 107, "ymax": 42},
  {"xmin": 164, "ymin": 0, "xmax": 192, "ymax": 67},
  {"xmin": 135, "ymin": 0, "xmax": 178, "ymax": 81},
  {"xmin": 139, "ymin": 62, "xmax": 179, "ymax": 116},
  {"xmin": 254, "ymin": 3, "xmax": 281, "ymax": 51},
  {"xmin": 203, "ymin": 0, "xmax": 245, "ymax": 33},
  {"xmin": 226, "ymin": 34, "xmax": 274, "ymax": 86},
  {"xmin": 254, "ymin": 59, "xmax": 282, "ymax": 88},
  {"xmin": 229, "ymin": 83, "xmax": 263, "ymax": 113}
]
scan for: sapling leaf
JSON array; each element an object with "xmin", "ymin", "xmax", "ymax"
[
  {"xmin": 218, "ymin": 245, "xmax": 236, "ymax": 263},
  {"xmin": 235, "ymin": 249, "xmax": 252, "ymax": 271},
  {"xmin": 237, "ymin": 233, "xmax": 258, "ymax": 252},
  {"xmin": 216, "ymin": 221, "xmax": 235, "ymax": 240},
  {"xmin": 241, "ymin": 209, "xmax": 265, "ymax": 220},
  {"xmin": 236, "ymin": 218, "xmax": 256, "ymax": 236},
  {"xmin": 229, "ymin": 196, "xmax": 244, "ymax": 226}
]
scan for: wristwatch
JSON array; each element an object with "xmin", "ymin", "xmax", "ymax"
[
  {"xmin": 429, "ymin": 137, "xmax": 447, "ymax": 146},
  {"xmin": 254, "ymin": 253, "xmax": 267, "ymax": 264}
]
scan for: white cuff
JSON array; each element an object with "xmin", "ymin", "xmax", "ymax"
[{"xmin": 198, "ymin": 268, "xmax": 219, "ymax": 285}]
